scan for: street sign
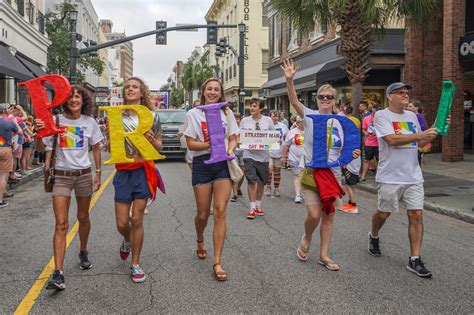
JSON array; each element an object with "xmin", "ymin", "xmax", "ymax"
[{"xmin": 175, "ymin": 24, "xmax": 199, "ymax": 32}]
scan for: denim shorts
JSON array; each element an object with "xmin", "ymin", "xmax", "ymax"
[
  {"xmin": 113, "ymin": 167, "xmax": 151, "ymax": 203},
  {"xmin": 192, "ymin": 153, "xmax": 230, "ymax": 186}
]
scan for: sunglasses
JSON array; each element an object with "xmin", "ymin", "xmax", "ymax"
[
  {"xmin": 317, "ymin": 94, "xmax": 335, "ymax": 101},
  {"xmin": 390, "ymin": 90, "xmax": 410, "ymax": 97},
  {"xmin": 255, "ymin": 122, "xmax": 261, "ymax": 130}
]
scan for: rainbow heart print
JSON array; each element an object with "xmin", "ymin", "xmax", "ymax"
[
  {"xmin": 59, "ymin": 126, "xmax": 85, "ymax": 149},
  {"xmin": 392, "ymin": 121, "xmax": 417, "ymax": 148},
  {"xmin": 295, "ymin": 133, "xmax": 305, "ymax": 146}
]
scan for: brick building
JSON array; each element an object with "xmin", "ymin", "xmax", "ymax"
[
  {"xmin": 262, "ymin": 4, "xmax": 405, "ymax": 119},
  {"xmin": 405, "ymin": 0, "xmax": 472, "ymax": 161}
]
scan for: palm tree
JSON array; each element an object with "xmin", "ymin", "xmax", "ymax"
[
  {"xmin": 181, "ymin": 58, "xmax": 218, "ymax": 105},
  {"xmin": 268, "ymin": 0, "xmax": 443, "ymax": 119}
]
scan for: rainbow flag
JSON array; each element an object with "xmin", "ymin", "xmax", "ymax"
[
  {"xmin": 59, "ymin": 126, "xmax": 84, "ymax": 149},
  {"xmin": 0, "ymin": 136, "xmax": 6, "ymax": 146},
  {"xmin": 392, "ymin": 121, "xmax": 417, "ymax": 147}
]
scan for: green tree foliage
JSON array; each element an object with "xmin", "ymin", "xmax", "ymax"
[
  {"xmin": 181, "ymin": 58, "xmax": 218, "ymax": 102},
  {"xmin": 170, "ymin": 87, "xmax": 184, "ymax": 108},
  {"xmin": 268, "ymin": 0, "xmax": 443, "ymax": 118},
  {"xmin": 45, "ymin": 2, "xmax": 104, "ymax": 83}
]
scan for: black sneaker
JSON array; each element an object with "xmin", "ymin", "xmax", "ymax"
[
  {"xmin": 0, "ymin": 201, "xmax": 8, "ymax": 208},
  {"xmin": 46, "ymin": 270, "xmax": 65, "ymax": 290},
  {"xmin": 407, "ymin": 257, "xmax": 432, "ymax": 277},
  {"xmin": 79, "ymin": 251, "xmax": 93, "ymax": 270},
  {"xmin": 368, "ymin": 232, "xmax": 381, "ymax": 257},
  {"xmin": 230, "ymin": 195, "xmax": 238, "ymax": 202},
  {"xmin": 237, "ymin": 190, "xmax": 243, "ymax": 196}
]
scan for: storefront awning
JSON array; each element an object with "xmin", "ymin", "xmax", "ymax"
[
  {"xmin": 268, "ymin": 80, "xmax": 317, "ymax": 97},
  {"xmin": 317, "ymin": 58, "xmax": 346, "ymax": 83},
  {"xmin": 0, "ymin": 45, "xmax": 34, "ymax": 81},
  {"xmin": 16, "ymin": 55, "xmax": 47, "ymax": 77},
  {"xmin": 262, "ymin": 58, "xmax": 346, "ymax": 94}
]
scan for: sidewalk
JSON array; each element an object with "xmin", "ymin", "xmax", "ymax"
[
  {"xmin": 8, "ymin": 164, "xmax": 44, "ymax": 190},
  {"xmin": 357, "ymin": 153, "xmax": 474, "ymax": 224}
]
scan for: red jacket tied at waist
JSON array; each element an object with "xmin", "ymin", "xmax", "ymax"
[
  {"xmin": 312, "ymin": 168, "xmax": 345, "ymax": 214},
  {"xmin": 115, "ymin": 160, "xmax": 165, "ymax": 202}
]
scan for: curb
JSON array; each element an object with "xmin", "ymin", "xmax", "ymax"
[
  {"xmin": 9, "ymin": 166, "xmax": 44, "ymax": 190},
  {"xmin": 357, "ymin": 182, "xmax": 474, "ymax": 224}
]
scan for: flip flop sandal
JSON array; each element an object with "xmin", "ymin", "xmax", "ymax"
[
  {"xmin": 196, "ymin": 239, "xmax": 207, "ymax": 259},
  {"xmin": 213, "ymin": 263, "xmax": 227, "ymax": 281},
  {"xmin": 318, "ymin": 259, "xmax": 340, "ymax": 271},
  {"xmin": 296, "ymin": 235, "xmax": 310, "ymax": 262}
]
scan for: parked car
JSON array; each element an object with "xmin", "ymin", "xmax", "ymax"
[{"xmin": 156, "ymin": 109, "xmax": 187, "ymax": 159}]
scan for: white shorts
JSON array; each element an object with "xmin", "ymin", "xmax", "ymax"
[
  {"xmin": 269, "ymin": 157, "xmax": 282, "ymax": 169},
  {"xmin": 377, "ymin": 183, "xmax": 424, "ymax": 213}
]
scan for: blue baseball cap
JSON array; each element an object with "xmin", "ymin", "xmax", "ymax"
[{"xmin": 386, "ymin": 82, "xmax": 413, "ymax": 95}]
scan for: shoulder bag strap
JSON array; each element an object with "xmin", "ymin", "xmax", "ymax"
[{"xmin": 50, "ymin": 115, "xmax": 60, "ymax": 170}]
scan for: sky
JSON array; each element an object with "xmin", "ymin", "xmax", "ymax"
[{"xmin": 92, "ymin": 0, "xmax": 214, "ymax": 89}]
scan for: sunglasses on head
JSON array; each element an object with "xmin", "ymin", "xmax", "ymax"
[{"xmin": 317, "ymin": 94, "xmax": 335, "ymax": 101}]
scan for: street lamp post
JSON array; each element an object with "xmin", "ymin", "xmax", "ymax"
[
  {"xmin": 68, "ymin": 9, "xmax": 78, "ymax": 84},
  {"xmin": 238, "ymin": 22, "xmax": 245, "ymax": 115}
]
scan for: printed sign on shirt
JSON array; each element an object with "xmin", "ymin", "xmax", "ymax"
[{"xmin": 240, "ymin": 130, "xmax": 281, "ymax": 150}]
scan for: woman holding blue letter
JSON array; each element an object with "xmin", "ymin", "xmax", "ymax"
[
  {"xmin": 282, "ymin": 59, "xmax": 359, "ymax": 271},
  {"xmin": 184, "ymin": 78, "xmax": 239, "ymax": 281}
]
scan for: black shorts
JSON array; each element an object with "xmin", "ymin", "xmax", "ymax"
[
  {"xmin": 342, "ymin": 167, "xmax": 359, "ymax": 186},
  {"xmin": 243, "ymin": 158, "xmax": 269, "ymax": 183},
  {"xmin": 364, "ymin": 146, "xmax": 379, "ymax": 161}
]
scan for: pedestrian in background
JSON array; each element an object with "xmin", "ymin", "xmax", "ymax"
[
  {"xmin": 265, "ymin": 110, "xmax": 288, "ymax": 197},
  {"xmin": 109, "ymin": 77, "xmax": 162, "ymax": 284},
  {"xmin": 231, "ymin": 112, "xmax": 245, "ymax": 201},
  {"xmin": 184, "ymin": 77, "xmax": 239, "ymax": 281},
  {"xmin": 406, "ymin": 99, "xmax": 430, "ymax": 165},
  {"xmin": 281, "ymin": 116, "xmax": 305, "ymax": 203},
  {"xmin": 240, "ymin": 98, "xmax": 274, "ymax": 219},
  {"xmin": 36, "ymin": 85, "xmax": 103, "ymax": 290},
  {"xmin": 360, "ymin": 104, "xmax": 379, "ymax": 181},
  {"xmin": 0, "ymin": 103, "xmax": 21, "ymax": 207}
]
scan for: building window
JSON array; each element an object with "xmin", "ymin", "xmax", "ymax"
[
  {"xmin": 262, "ymin": 3, "xmax": 269, "ymax": 27},
  {"xmin": 27, "ymin": 1, "xmax": 35, "ymax": 24},
  {"xmin": 37, "ymin": 11, "xmax": 45, "ymax": 34},
  {"xmin": 17, "ymin": 0, "xmax": 25, "ymax": 16},
  {"xmin": 271, "ymin": 14, "xmax": 282, "ymax": 58},
  {"xmin": 262, "ymin": 50, "xmax": 269, "ymax": 74},
  {"xmin": 229, "ymin": 66, "xmax": 232, "ymax": 79},
  {"xmin": 309, "ymin": 19, "xmax": 326, "ymax": 43},
  {"xmin": 225, "ymin": 69, "xmax": 228, "ymax": 81},
  {"xmin": 233, "ymin": 63, "xmax": 237, "ymax": 78}
]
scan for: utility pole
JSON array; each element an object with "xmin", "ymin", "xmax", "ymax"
[
  {"xmin": 68, "ymin": 9, "xmax": 79, "ymax": 84},
  {"xmin": 238, "ymin": 23, "xmax": 245, "ymax": 115}
]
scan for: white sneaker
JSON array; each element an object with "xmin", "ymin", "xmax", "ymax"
[
  {"xmin": 14, "ymin": 172, "xmax": 23, "ymax": 178},
  {"xmin": 264, "ymin": 185, "xmax": 272, "ymax": 196},
  {"xmin": 274, "ymin": 189, "xmax": 280, "ymax": 197},
  {"xmin": 144, "ymin": 208, "xmax": 149, "ymax": 215},
  {"xmin": 294, "ymin": 195, "xmax": 303, "ymax": 203}
]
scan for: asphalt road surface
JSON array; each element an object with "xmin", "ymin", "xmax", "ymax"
[{"xmin": 1, "ymin": 160, "xmax": 473, "ymax": 313}]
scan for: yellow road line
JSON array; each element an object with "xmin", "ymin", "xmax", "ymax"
[{"xmin": 14, "ymin": 170, "xmax": 116, "ymax": 315}]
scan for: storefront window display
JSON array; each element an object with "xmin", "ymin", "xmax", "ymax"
[{"xmin": 339, "ymin": 87, "xmax": 386, "ymax": 109}]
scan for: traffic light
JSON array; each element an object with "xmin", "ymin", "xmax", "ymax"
[
  {"xmin": 207, "ymin": 21, "xmax": 217, "ymax": 45},
  {"xmin": 156, "ymin": 21, "xmax": 167, "ymax": 45}
]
